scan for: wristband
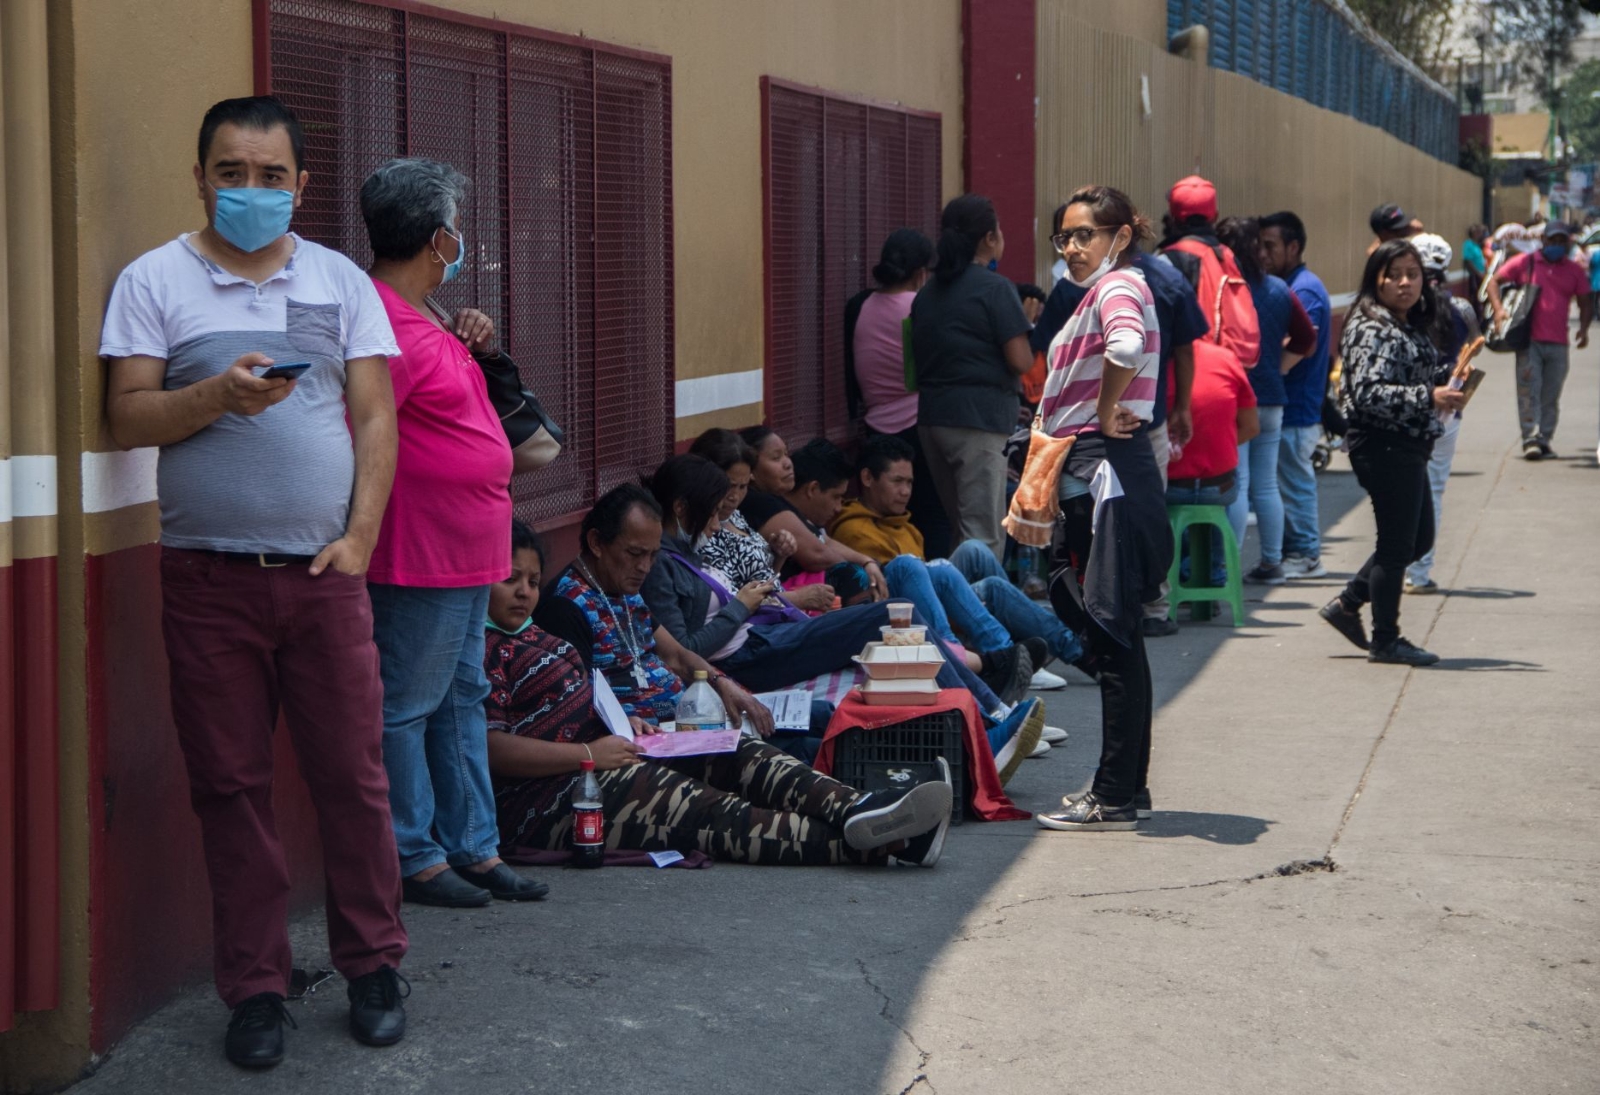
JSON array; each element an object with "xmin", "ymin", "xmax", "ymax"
[{"xmin": 582, "ymin": 743, "xmax": 594, "ymax": 764}]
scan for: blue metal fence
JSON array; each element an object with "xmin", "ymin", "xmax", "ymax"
[{"xmin": 1168, "ymin": 0, "xmax": 1458, "ymax": 162}]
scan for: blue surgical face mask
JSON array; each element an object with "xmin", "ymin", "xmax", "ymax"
[
  {"xmin": 437, "ymin": 227, "xmax": 465, "ymax": 283},
  {"xmin": 209, "ymin": 184, "xmax": 294, "ymax": 253},
  {"xmin": 1542, "ymin": 243, "xmax": 1568, "ymax": 262}
]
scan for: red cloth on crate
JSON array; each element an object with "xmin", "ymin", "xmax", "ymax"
[{"xmin": 815, "ymin": 689, "xmax": 1030, "ymax": 822}]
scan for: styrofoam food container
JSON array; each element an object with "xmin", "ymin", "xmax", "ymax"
[
  {"xmin": 852, "ymin": 642, "xmax": 944, "ymax": 680},
  {"xmin": 857, "ymin": 678, "xmax": 942, "ymax": 706}
]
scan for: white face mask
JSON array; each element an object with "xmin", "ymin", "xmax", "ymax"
[{"xmin": 1067, "ymin": 240, "xmax": 1124, "ymax": 290}]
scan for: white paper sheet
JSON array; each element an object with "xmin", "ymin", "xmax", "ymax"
[
  {"xmin": 752, "ymin": 688, "xmax": 813, "ymax": 731},
  {"xmin": 592, "ymin": 669, "xmax": 634, "ymax": 741}
]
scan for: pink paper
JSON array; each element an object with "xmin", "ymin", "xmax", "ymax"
[{"xmin": 635, "ymin": 729, "xmax": 743, "ymax": 758}]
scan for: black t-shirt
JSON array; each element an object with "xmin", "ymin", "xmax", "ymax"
[
  {"xmin": 910, "ymin": 264, "xmax": 1031, "ymax": 434},
  {"xmin": 740, "ymin": 489, "xmax": 802, "ymax": 534}
]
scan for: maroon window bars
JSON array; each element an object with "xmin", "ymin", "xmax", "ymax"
[
  {"xmin": 257, "ymin": 0, "xmax": 675, "ymax": 528},
  {"xmin": 760, "ymin": 78, "xmax": 941, "ymax": 445}
]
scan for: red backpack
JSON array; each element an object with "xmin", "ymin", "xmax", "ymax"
[{"xmin": 1164, "ymin": 237, "xmax": 1262, "ymax": 369}]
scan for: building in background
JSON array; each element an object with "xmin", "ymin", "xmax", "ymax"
[{"xmin": 0, "ymin": 1, "xmax": 1479, "ymax": 1088}]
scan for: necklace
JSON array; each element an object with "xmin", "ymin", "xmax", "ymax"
[{"xmin": 574, "ymin": 558, "xmax": 649, "ymax": 689}]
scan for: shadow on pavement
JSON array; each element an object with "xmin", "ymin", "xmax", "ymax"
[
  {"xmin": 1134, "ymin": 811, "xmax": 1273, "ymax": 845},
  {"xmin": 1429, "ymin": 657, "xmax": 1545, "ymax": 673},
  {"xmin": 1443, "ymin": 587, "xmax": 1535, "ymax": 600}
]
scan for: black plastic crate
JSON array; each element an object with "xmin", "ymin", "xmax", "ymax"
[{"xmin": 830, "ymin": 709, "xmax": 970, "ymax": 825}]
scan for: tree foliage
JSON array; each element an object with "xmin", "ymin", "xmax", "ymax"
[
  {"xmin": 1496, "ymin": 0, "xmax": 1587, "ymax": 109},
  {"xmin": 1346, "ymin": 0, "xmax": 1457, "ymax": 70},
  {"xmin": 1561, "ymin": 59, "xmax": 1600, "ymax": 161}
]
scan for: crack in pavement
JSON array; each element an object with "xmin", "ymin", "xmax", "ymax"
[
  {"xmin": 855, "ymin": 957, "xmax": 936, "ymax": 1095},
  {"xmin": 1324, "ymin": 439, "xmax": 1515, "ymax": 861},
  {"xmin": 980, "ymin": 857, "xmax": 1338, "ymax": 916}
]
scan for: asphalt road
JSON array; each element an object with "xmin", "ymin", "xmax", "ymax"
[{"xmin": 69, "ymin": 341, "xmax": 1599, "ymax": 1095}]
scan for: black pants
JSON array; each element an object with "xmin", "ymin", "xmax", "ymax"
[
  {"xmin": 1057, "ymin": 494, "xmax": 1153, "ymax": 803},
  {"xmin": 1341, "ymin": 429, "xmax": 1435, "ymax": 649}
]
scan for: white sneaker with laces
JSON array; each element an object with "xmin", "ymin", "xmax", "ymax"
[
  {"xmin": 1040, "ymin": 725, "xmax": 1068, "ymax": 745},
  {"xmin": 1029, "ymin": 667, "xmax": 1069, "ymax": 691},
  {"xmin": 1282, "ymin": 554, "xmax": 1328, "ymax": 579}
]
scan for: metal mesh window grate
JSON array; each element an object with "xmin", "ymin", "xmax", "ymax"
[
  {"xmin": 761, "ymin": 79, "xmax": 940, "ymax": 446},
  {"xmin": 263, "ymin": 0, "xmax": 674, "ymax": 529}
]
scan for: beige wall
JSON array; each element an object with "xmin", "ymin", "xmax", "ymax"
[{"xmin": 1035, "ymin": 0, "xmax": 1484, "ymax": 299}]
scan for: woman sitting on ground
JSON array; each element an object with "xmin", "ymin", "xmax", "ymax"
[
  {"xmin": 485, "ymin": 521, "xmax": 953, "ymax": 867},
  {"xmin": 736, "ymin": 425, "xmax": 888, "ymax": 602},
  {"xmin": 687, "ymin": 428, "xmax": 834, "ymax": 613},
  {"xmin": 636, "ymin": 455, "xmax": 1045, "ymax": 780}
]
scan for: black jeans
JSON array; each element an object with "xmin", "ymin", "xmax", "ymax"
[
  {"xmin": 1341, "ymin": 428, "xmax": 1436, "ymax": 648},
  {"xmin": 1056, "ymin": 494, "xmax": 1153, "ymax": 803}
]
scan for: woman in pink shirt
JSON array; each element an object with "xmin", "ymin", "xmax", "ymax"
[
  {"xmin": 844, "ymin": 229, "xmax": 953, "ymax": 556},
  {"xmin": 361, "ymin": 158, "xmax": 547, "ymax": 907}
]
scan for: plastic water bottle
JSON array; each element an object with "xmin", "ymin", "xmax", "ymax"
[
  {"xmin": 675, "ymin": 670, "xmax": 727, "ymax": 732},
  {"xmin": 571, "ymin": 759, "xmax": 604, "ymax": 869}
]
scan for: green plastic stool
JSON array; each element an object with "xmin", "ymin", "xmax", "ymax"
[{"xmin": 1165, "ymin": 504, "xmax": 1245, "ymax": 626}]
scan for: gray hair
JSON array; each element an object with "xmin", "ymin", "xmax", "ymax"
[{"xmin": 360, "ymin": 157, "xmax": 470, "ymax": 262}]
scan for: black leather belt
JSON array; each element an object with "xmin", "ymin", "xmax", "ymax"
[
  {"xmin": 216, "ymin": 552, "xmax": 319, "ymax": 567},
  {"xmin": 1172, "ymin": 471, "xmax": 1236, "ymax": 492}
]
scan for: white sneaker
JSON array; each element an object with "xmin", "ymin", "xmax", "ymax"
[
  {"xmin": 1029, "ymin": 667, "xmax": 1069, "ymax": 691},
  {"xmin": 1040, "ymin": 725, "xmax": 1069, "ymax": 745},
  {"xmin": 1028, "ymin": 738, "xmax": 1052, "ymax": 758},
  {"xmin": 1282, "ymin": 554, "xmax": 1328, "ymax": 579}
]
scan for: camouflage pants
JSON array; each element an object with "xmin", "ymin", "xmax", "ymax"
[{"xmin": 524, "ymin": 738, "xmax": 882, "ymax": 865}]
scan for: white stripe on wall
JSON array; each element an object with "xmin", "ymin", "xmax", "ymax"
[
  {"xmin": 1, "ymin": 455, "xmax": 59, "ymax": 521},
  {"xmin": 674, "ymin": 369, "xmax": 763, "ymax": 419},
  {"xmin": 82, "ymin": 448, "xmax": 159, "ymax": 514}
]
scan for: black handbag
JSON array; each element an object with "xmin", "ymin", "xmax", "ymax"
[
  {"xmin": 472, "ymin": 349, "xmax": 565, "ymax": 468},
  {"xmin": 425, "ymin": 298, "xmax": 564, "ymax": 468},
  {"xmin": 1483, "ymin": 281, "xmax": 1540, "ymax": 353}
]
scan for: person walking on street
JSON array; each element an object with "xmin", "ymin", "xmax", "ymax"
[
  {"xmin": 100, "ymin": 96, "xmax": 408, "ymax": 1069},
  {"xmin": 1032, "ymin": 186, "xmax": 1174, "ymax": 832},
  {"xmin": 911, "ymin": 194, "xmax": 1035, "ymax": 559},
  {"xmin": 1259, "ymin": 211, "xmax": 1333, "ymax": 579},
  {"xmin": 1319, "ymin": 241, "xmax": 1462, "ymax": 667},
  {"xmin": 1484, "ymin": 220, "xmax": 1593, "ymax": 459},
  {"xmin": 360, "ymin": 158, "xmax": 551, "ymax": 909}
]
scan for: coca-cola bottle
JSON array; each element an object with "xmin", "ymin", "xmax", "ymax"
[{"xmin": 571, "ymin": 758, "xmax": 604, "ymax": 869}]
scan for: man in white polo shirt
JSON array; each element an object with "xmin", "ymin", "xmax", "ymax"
[{"xmin": 100, "ymin": 96, "xmax": 407, "ymax": 1070}]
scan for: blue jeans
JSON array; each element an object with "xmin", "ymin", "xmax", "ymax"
[
  {"xmin": 1279, "ymin": 423, "xmax": 1322, "ymax": 559},
  {"xmin": 1165, "ymin": 480, "xmax": 1239, "ymax": 586},
  {"xmin": 1407, "ymin": 413, "xmax": 1460, "ymax": 584},
  {"xmin": 369, "ymin": 583, "xmax": 500, "ymax": 877},
  {"xmin": 947, "ymin": 540, "xmax": 1083, "ymax": 665},
  {"xmin": 1227, "ymin": 405, "xmax": 1285, "ymax": 566},
  {"xmin": 715, "ymin": 600, "xmax": 1002, "ymax": 713},
  {"xmin": 883, "ymin": 553, "xmax": 1010, "ymax": 654}
]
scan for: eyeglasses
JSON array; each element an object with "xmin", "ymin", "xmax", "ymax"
[{"xmin": 1050, "ymin": 226, "xmax": 1115, "ymax": 252}]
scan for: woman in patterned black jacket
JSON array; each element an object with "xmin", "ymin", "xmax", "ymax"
[{"xmin": 1318, "ymin": 240, "xmax": 1465, "ymax": 666}]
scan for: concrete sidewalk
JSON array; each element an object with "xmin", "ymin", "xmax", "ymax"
[{"xmin": 70, "ymin": 344, "xmax": 1598, "ymax": 1095}]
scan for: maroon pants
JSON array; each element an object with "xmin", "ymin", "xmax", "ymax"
[{"xmin": 160, "ymin": 549, "xmax": 407, "ymax": 1006}]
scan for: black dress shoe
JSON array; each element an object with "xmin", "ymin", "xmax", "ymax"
[
  {"xmin": 402, "ymin": 867, "xmax": 492, "ymax": 908},
  {"xmin": 225, "ymin": 992, "xmax": 294, "ymax": 1069},
  {"xmin": 456, "ymin": 862, "xmax": 551, "ymax": 901},
  {"xmin": 347, "ymin": 966, "xmax": 408, "ymax": 1047}
]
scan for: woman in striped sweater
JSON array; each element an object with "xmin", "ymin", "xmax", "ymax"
[{"xmin": 1033, "ymin": 186, "xmax": 1174, "ymax": 833}]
